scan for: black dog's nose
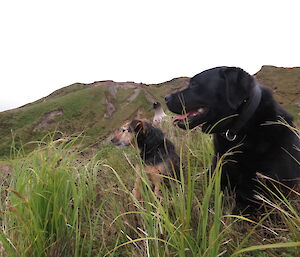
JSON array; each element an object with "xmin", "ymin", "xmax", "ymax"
[{"xmin": 164, "ymin": 94, "xmax": 172, "ymax": 103}]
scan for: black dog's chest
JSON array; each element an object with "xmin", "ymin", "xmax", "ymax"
[
  {"xmin": 213, "ymin": 133, "xmax": 275, "ymax": 176},
  {"xmin": 214, "ymin": 134, "xmax": 270, "ymax": 156},
  {"xmin": 214, "ymin": 131, "xmax": 299, "ymax": 190}
]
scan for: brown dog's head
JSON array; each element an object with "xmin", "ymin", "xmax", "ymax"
[{"xmin": 111, "ymin": 119, "xmax": 147, "ymax": 149}]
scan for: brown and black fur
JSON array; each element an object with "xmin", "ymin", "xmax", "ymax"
[{"xmin": 111, "ymin": 119, "xmax": 180, "ymax": 200}]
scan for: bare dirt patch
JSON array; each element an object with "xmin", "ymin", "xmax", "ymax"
[
  {"xmin": 89, "ymin": 80, "xmax": 142, "ymax": 89},
  {"xmin": 104, "ymin": 98, "xmax": 116, "ymax": 118},
  {"xmin": 34, "ymin": 110, "xmax": 63, "ymax": 131}
]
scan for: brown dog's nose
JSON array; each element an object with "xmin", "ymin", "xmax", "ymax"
[{"xmin": 164, "ymin": 94, "xmax": 172, "ymax": 103}]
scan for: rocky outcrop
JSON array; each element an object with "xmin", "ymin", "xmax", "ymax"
[
  {"xmin": 89, "ymin": 80, "xmax": 143, "ymax": 89},
  {"xmin": 104, "ymin": 98, "xmax": 116, "ymax": 118}
]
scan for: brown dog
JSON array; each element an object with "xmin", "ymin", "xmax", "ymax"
[{"xmin": 111, "ymin": 119, "xmax": 180, "ymax": 200}]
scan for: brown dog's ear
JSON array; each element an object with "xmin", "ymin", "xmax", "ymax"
[
  {"xmin": 129, "ymin": 119, "xmax": 145, "ymax": 134},
  {"xmin": 222, "ymin": 67, "xmax": 254, "ymax": 110}
]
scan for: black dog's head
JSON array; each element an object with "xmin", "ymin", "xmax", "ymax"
[{"xmin": 165, "ymin": 66, "xmax": 256, "ymax": 133}]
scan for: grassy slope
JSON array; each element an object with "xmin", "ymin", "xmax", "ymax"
[
  {"xmin": 0, "ymin": 77, "xmax": 189, "ymax": 157},
  {"xmin": 255, "ymin": 65, "xmax": 300, "ymax": 120}
]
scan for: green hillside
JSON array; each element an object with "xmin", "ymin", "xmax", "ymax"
[
  {"xmin": 0, "ymin": 79, "xmax": 188, "ymax": 157},
  {"xmin": 0, "ymin": 66, "xmax": 299, "ymax": 158},
  {"xmin": 255, "ymin": 65, "xmax": 300, "ymax": 119}
]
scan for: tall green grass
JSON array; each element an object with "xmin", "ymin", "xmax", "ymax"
[
  {"xmin": 105, "ymin": 130, "xmax": 226, "ymax": 256},
  {"xmin": 0, "ymin": 123, "xmax": 299, "ymax": 256},
  {"xmin": 0, "ymin": 136, "xmax": 103, "ymax": 257}
]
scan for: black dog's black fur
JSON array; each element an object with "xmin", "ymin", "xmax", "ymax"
[
  {"xmin": 165, "ymin": 66, "xmax": 300, "ymax": 209},
  {"xmin": 129, "ymin": 120, "xmax": 180, "ymax": 179}
]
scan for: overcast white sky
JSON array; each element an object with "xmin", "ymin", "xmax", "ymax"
[{"xmin": 1, "ymin": 0, "xmax": 299, "ymax": 111}]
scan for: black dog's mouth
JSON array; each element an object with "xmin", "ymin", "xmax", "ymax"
[{"xmin": 173, "ymin": 107, "xmax": 208, "ymax": 128}]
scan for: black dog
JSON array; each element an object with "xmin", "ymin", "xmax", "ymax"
[
  {"xmin": 111, "ymin": 119, "xmax": 180, "ymax": 200},
  {"xmin": 165, "ymin": 66, "xmax": 300, "ymax": 209}
]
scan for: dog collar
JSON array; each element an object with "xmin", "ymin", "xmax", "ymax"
[{"xmin": 225, "ymin": 84, "xmax": 262, "ymax": 141}]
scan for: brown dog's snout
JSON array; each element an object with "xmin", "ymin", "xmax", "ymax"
[
  {"xmin": 164, "ymin": 94, "xmax": 172, "ymax": 103},
  {"xmin": 111, "ymin": 137, "xmax": 118, "ymax": 144}
]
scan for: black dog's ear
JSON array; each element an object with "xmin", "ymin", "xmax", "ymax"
[
  {"xmin": 129, "ymin": 119, "xmax": 145, "ymax": 134},
  {"xmin": 222, "ymin": 67, "xmax": 254, "ymax": 110}
]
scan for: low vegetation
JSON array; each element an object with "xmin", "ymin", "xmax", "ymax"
[{"xmin": 0, "ymin": 120, "xmax": 299, "ymax": 257}]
